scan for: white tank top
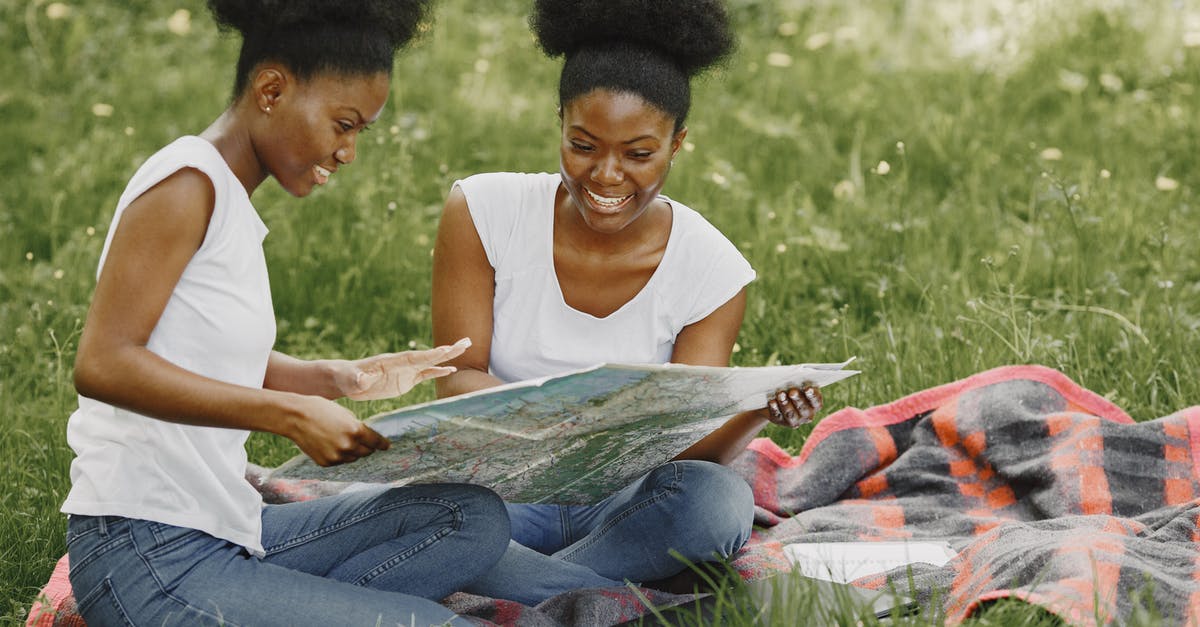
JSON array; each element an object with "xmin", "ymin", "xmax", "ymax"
[
  {"xmin": 62, "ymin": 136, "xmax": 276, "ymax": 556},
  {"xmin": 456, "ymin": 172, "xmax": 756, "ymax": 383}
]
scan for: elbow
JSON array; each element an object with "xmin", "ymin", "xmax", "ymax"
[{"xmin": 72, "ymin": 343, "xmax": 113, "ymax": 401}]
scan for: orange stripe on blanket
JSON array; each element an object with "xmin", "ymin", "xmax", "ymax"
[
  {"xmin": 1165, "ymin": 444, "xmax": 1189, "ymax": 463},
  {"xmin": 949, "ymin": 459, "xmax": 975, "ymax": 477},
  {"xmin": 856, "ymin": 473, "xmax": 889, "ymax": 498},
  {"xmin": 1046, "ymin": 413, "xmax": 1072, "ymax": 436},
  {"xmin": 871, "ymin": 504, "xmax": 905, "ymax": 528},
  {"xmin": 866, "ymin": 426, "xmax": 898, "ymax": 467},
  {"xmin": 960, "ymin": 482, "xmax": 985, "ymax": 498},
  {"xmin": 962, "ymin": 430, "xmax": 987, "ymax": 458},
  {"xmin": 1165, "ymin": 478, "xmax": 1194, "ymax": 505},
  {"xmin": 1080, "ymin": 465, "xmax": 1112, "ymax": 515},
  {"xmin": 931, "ymin": 405, "xmax": 959, "ymax": 447},
  {"xmin": 986, "ymin": 486, "xmax": 1016, "ymax": 509}
]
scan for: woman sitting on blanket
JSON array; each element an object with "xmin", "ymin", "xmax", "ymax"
[
  {"xmin": 59, "ymin": 1, "xmax": 511, "ymax": 624},
  {"xmin": 431, "ymin": 0, "xmax": 824, "ymax": 605}
]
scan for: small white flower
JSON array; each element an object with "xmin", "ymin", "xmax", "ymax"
[
  {"xmin": 474, "ymin": 58, "xmax": 490, "ymax": 74},
  {"xmin": 25, "ymin": 252, "xmax": 33, "ymax": 261},
  {"xmin": 1155, "ymin": 176, "xmax": 1179, "ymax": 191},
  {"xmin": 1057, "ymin": 69, "xmax": 1088, "ymax": 94},
  {"xmin": 777, "ymin": 22, "xmax": 799, "ymax": 37},
  {"xmin": 1099, "ymin": 73, "xmax": 1123, "ymax": 92},
  {"xmin": 805, "ymin": 32, "xmax": 832, "ymax": 50},
  {"xmin": 766, "ymin": 52, "xmax": 793, "ymax": 67},
  {"xmin": 766, "ymin": 211, "xmax": 776, "ymax": 220},
  {"xmin": 1099, "ymin": 169, "xmax": 1111, "ymax": 179},
  {"xmin": 408, "ymin": 340, "xmax": 418, "ymax": 348},
  {"xmin": 775, "ymin": 243, "xmax": 787, "ymax": 253},
  {"xmin": 873, "ymin": 160, "xmax": 891, "ymax": 175},
  {"xmin": 166, "ymin": 9, "xmax": 191, "ymax": 36},
  {"xmin": 1039, "ymin": 147, "xmax": 1063, "ymax": 161},
  {"xmin": 833, "ymin": 179, "xmax": 855, "ymax": 199},
  {"xmin": 124, "ymin": 126, "xmax": 135, "ymax": 136},
  {"xmin": 709, "ymin": 172, "xmax": 728, "ymax": 186},
  {"xmin": 91, "ymin": 103, "xmax": 114, "ymax": 117},
  {"xmin": 1157, "ymin": 280, "xmax": 1175, "ymax": 289},
  {"xmin": 683, "ymin": 141, "xmax": 695, "ymax": 152},
  {"xmin": 45, "ymin": 3, "xmax": 70, "ymax": 19},
  {"xmin": 86, "ymin": 226, "xmax": 96, "ymax": 236},
  {"xmin": 53, "ymin": 269, "xmax": 64, "ymax": 280}
]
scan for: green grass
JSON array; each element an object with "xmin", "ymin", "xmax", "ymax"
[{"xmin": 3, "ymin": 0, "xmax": 1198, "ymax": 624}]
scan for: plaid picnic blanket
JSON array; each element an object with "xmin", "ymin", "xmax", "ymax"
[{"xmin": 28, "ymin": 365, "xmax": 1200, "ymax": 626}]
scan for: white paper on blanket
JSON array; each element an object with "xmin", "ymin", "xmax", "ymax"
[
  {"xmin": 270, "ymin": 359, "xmax": 857, "ymax": 504},
  {"xmin": 783, "ymin": 541, "xmax": 958, "ymax": 584}
]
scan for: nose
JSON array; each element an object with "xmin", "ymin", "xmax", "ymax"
[
  {"xmin": 335, "ymin": 135, "xmax": 357, "ymax": 165},
  {"xmin": 591, "ymin": 153, "xmax": 623, "ymax": 185}
]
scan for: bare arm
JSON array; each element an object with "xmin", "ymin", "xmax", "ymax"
[
  {"xmin": 669, "ymin": 289, "xmax": 821, "ymax": 465},
  {"xmin": 73, "ymin": 169, "xmax": 387, "ymax": 466},
  {"xmin": 431, "ymin": 185, "xmax": 506, "ymax": 398}
]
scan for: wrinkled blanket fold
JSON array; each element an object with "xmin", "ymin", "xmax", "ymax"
[{"xmin": 28, "ymin": 365, "xmax": 1200, "ymax": 626}]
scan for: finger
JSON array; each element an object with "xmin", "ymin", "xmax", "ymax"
[
  {"xmin": 414, "ymin": 365, "xmax": 458, "ymax": 384},
  {"xmin": 412, "ymin": 338, "xmax": 472, "ymax": 366},
  {"xmin": 787, "ymin": 389, "xmax": 813, "ymax": 421},
  {"xmin": 438, "ymin": 337, "xmax": 472, "ymax": 361},
  {"xmin": 767, "ymin": 399, "xmax": 784, "ymax": 424},
  {"xmin": 780, "ymin": 399, "xmax": 801, "ymax": 427},
  {"xmin": 804, "ymin": 385, "xmax": 823, "ymax": 411},
  {"xmin": 361, "ymin": 426, "xmax": 390, "ymax": 451}
]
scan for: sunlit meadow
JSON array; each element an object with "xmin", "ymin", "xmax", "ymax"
[{"xmin": 3, "ymin": 0, "xmax": 1199, "ymax": 623}]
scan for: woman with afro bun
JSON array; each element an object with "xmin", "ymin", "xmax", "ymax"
[
  {"xmin": 60, "ymin": 1, "xmax": 511, "ymax": 624},
  {"xmin": 432, "ymin": 0, "xmax": 823, "ymax": 604}
]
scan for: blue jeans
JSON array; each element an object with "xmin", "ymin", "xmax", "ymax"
[
  {"xmin": 464, "ymin": 460, "xmax": 754, "ymax": 605},
  {"xmin": 65, "ymin": 484, "xmax": 509, "ymax": 626}
]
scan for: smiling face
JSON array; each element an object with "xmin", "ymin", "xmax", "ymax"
[
  {"xmin": 558, "ymin": 89, "xmax": 686, "ymax": 234},
  {"xmin": 256, "ymin": 71, "xmax": 391, "ymax": 197}
]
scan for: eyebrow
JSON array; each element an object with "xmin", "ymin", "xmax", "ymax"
[
  {"xmin": 568, "ymin": 125, "xmax": 658, "ymax": 145},
  {"xmin": 345, "ymin": 107, "xmax": 378, "ymax": 127}
]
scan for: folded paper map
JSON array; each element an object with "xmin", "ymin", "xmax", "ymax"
[{"xmin": 271, "ymin": 360, "xmax": 858, "ymax": 504}]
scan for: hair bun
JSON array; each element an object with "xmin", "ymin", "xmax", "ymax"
[
  {"xmin": 207, "ymin": 0, "xmax": 430, "ymax": 48},
  {"xmin": 531, "ymin": 0, "xmax": 733, "ymax": 76}
]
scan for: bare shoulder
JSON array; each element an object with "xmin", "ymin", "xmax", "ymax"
[{"xmin": 114, "ymin": 167, "xmax": 217, "ymax": 253}]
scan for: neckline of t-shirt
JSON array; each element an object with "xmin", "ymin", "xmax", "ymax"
[{"xmin": 545, "ymin": 174, "xmax": 680, "ymax": 322}]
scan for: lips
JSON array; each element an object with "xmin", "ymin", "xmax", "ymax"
[
  {"xmin": 584, "ymin": 187, "xmax": 632, "ymax": 212},
  {"xmin": 314, "ymin": 165, "xmax": 332, "ymax": 185}
]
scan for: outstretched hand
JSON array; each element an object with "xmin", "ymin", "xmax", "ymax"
[
  {"xmin": 337, "ymin": 338, "xmax": 471, "ymax": 401},
  {"xmin": 764, "ymin": 383, "xmax": 823, "ymax": 429}
]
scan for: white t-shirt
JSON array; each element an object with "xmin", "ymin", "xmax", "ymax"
[
  {"xmin": 456, "ymin": 172, "xmax": 756, "ymax": 383},
  {"xmin": 62, "ymin": 136, "xmax": 276, "ymax": 556}
]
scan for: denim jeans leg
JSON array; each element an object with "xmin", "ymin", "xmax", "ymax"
[
  {"xmin": 464, "ymin": 460, "xmax": 754, "ymax": 605},
  {"xmin": 65, "ymin": 513, "xmax": 477, "ymax": 626},
  {"xmin": 260, "ymin": 483, "xmax": 510, "ymax": 600},
  {"xmin": 552, "ymin": 460, "xmax": 755, "ymax": 582}
]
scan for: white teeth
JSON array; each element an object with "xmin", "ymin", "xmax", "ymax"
[
  {"xmin": 585, "ymin": 188, "xmax": 630, "ymax": 206},
  {"xmin": 315, "ymin": 165, "xmax": 331, "ymax": 178}
]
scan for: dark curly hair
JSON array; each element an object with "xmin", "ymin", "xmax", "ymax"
[
  {"xmin": 531, "ymin": 0, "xmax": 734, "ymax": 132},
  {"xmin": 207, "ymin": 0, "xmax": 433, "ymax": 99}
]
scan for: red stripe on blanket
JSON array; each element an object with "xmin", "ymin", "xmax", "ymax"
[
  {"xmin": 1186, "ymin": 408, "xmax": 1200, "ymax": 483},
  {"xmin": 797, "ymin": 365, "xmax": 1133, "ymax": 464}
]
